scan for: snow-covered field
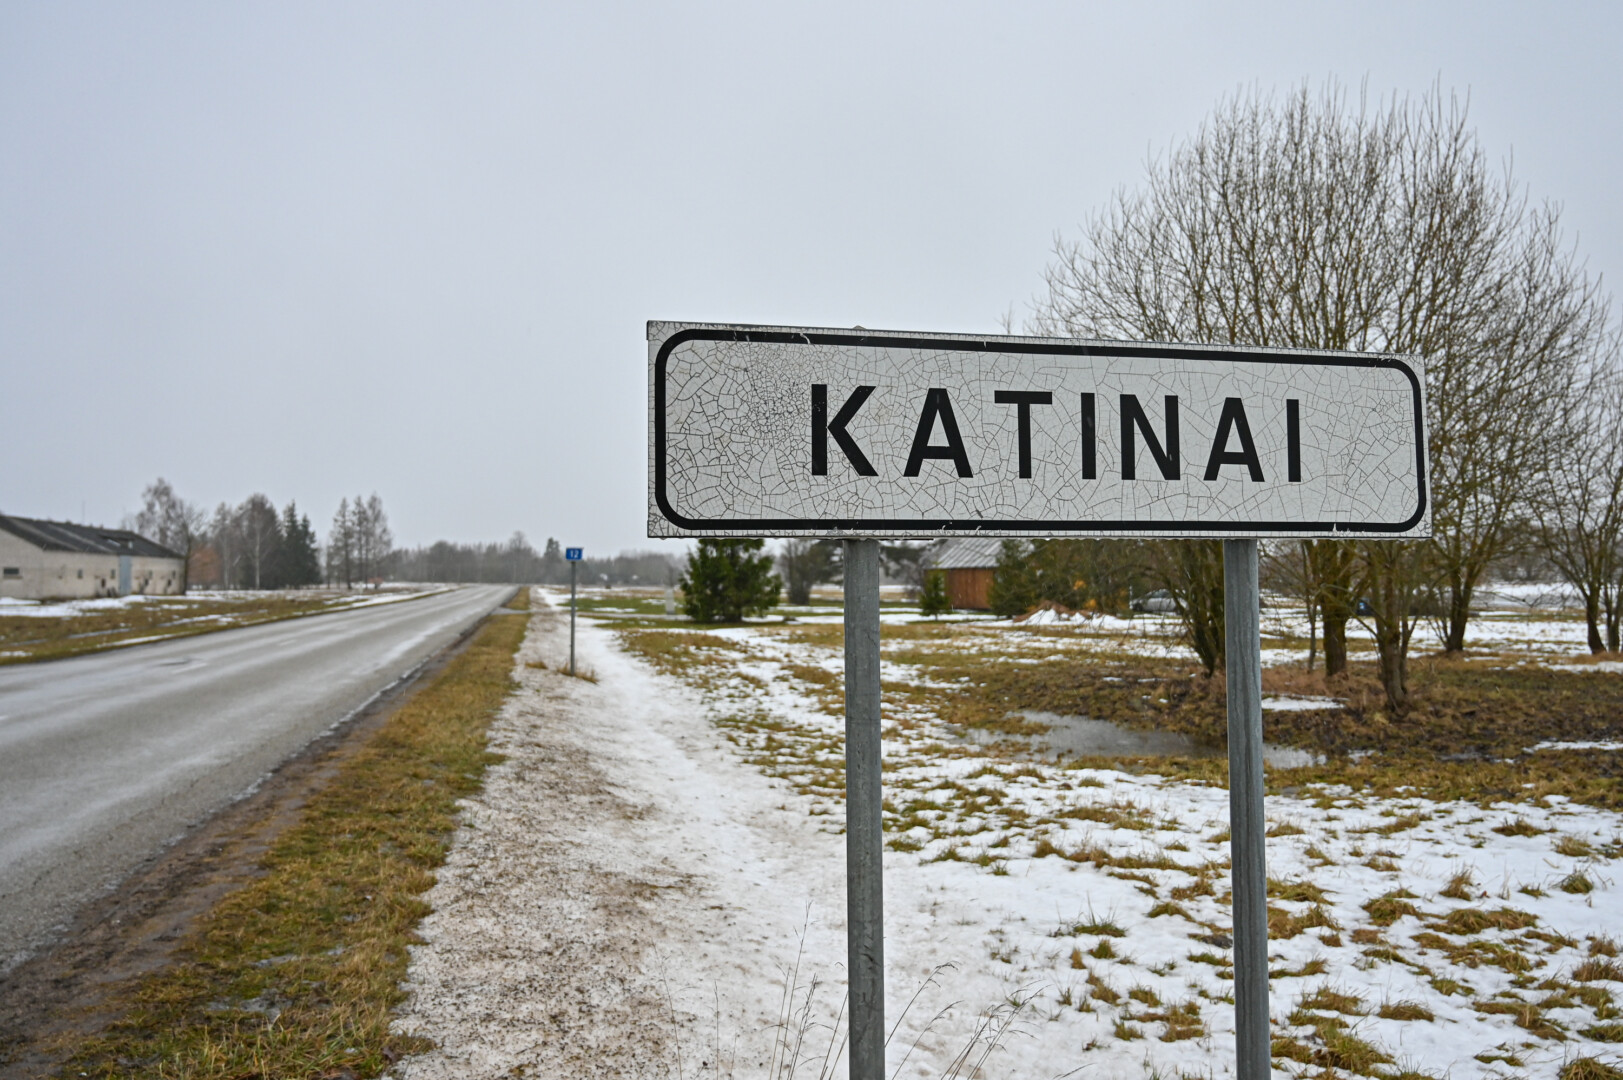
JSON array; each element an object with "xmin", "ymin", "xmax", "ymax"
[
  {"xmin": 0, "ymin": 583, "xmax": 451, "ymax": 619},
  {"xmin": 392, "ymin": 592, "xmax": 1622, "ymax": 1080}
]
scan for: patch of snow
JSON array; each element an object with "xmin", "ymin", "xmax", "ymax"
[
  {"xmin": 1259, "ymin": 695, "xmax": 1343, "ymax": 711},
  {"xmin": 1545, "ymin": 660, "xmax": 1623, "ymax": 674},
  {"xmin": 1528, "ymin": 739, "xmax": 1623, "ymax": 753}
]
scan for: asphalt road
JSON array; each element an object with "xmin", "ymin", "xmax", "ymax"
[{"xmin": 0, "ymin": 584, "xmax": 513, "ymax": 974}]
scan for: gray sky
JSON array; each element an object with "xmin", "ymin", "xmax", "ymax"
[{"xmin": 4, "ymin": 2, "xmax": 1619, "ymax": 556}]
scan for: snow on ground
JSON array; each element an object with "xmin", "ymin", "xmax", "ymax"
[
  {"xmin": 1260, "ymin": 696, "xmax": 1343, "ymax": 712},
  {"xmin": 392, "ymin": 593, "xmax": 1623, "ymax": 1080},
  {"xmin": 0, "ymin": 594, "xmax": 164, "ymax": 617},
  {"xmin": 0, "ymin": 585, "xmax": 452, "ymax": 619},
  {"xmin": 960, "ymin": 599, "xmax": 1611, "ymax": 671}
]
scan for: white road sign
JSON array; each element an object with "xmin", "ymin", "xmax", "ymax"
[{"xmin": 649, "ymin": 322, "xmax": 1429, "ymax": 539}]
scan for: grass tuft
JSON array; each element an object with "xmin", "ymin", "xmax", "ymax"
[
  {"xmin": 1378, "ymin": 999, "xmax": 1436, "ymax": 1021},
  {"xmin": 1574, "ymin": 958, "xmax": 1623, "ymax": 983},
  {"xmin": 1298, "ymin": 986, "xmax": 1366, "ymax": 1015},
  {"xmin": 1556, "ymin": 834, "xmax": 1596, "ymax": 858},
  {"xmin": 1364, "ymin": 889, "xmax": 1423, "ymax": 926},
  {"xmin": 1433, "ymin": 906, "xmax": 1539, "ymax": 936},
  {"xmin": 1562, "ymin": 1058, "xmax": 1623, "ymax": 1080},
  {"xmin": 1440, "ymin": 868, "xmax": 1477, "ymax": 900}
]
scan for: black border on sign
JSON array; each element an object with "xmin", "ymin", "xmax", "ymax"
[{"xmin": 652, "ymin": 327, "xmax": 1428, "ymax": 535}]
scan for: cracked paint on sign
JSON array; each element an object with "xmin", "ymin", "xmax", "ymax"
[{"xmin": 648, "ymin": 322, "xmax": 1429, "ymax": 539}]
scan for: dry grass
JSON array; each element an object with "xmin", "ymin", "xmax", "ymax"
[
  {"xmin": 54, "ymin": 596, "xmax": 529, "ymax": 1078},
  {"xmin": 1555, "ymin": 834, "xmax": 1597, "ymax": 857},
  {"xmin": 1562, "ymin": 1059, "xmax": 1623, "ymax": 1080},
  {"xmin": 1269, "ymin": 904, "xmax": 1340, "ymax": 940},
  {"xmin": 1378, "ymin": 999, "xmax": 1435, "ymax": 1021},
  {"xmin": 1298, "ymin": 986, "xmax": 1366, "ymax": 1015},
  {"xmin": 1269, "ymin": 878, "xmax": 1330, "ymax": 904},
  {"xmin": 1364, "ymin": 889, "xmax": 1424, "ymax": 927},
  {"xmin": 1495, "ymin": 816, "xmax": 1549, "ymax": 837},
  {"xmin": 1440, "ymin": 868, "xmax": 1477, "ymax": 900},
  {"xmin": 1574, "ymin": 958, "xmax": 1623, "ymax": 983},
  {"xmin": 1432, "ymin": 907, "xmax": 1539, "ymax": 936},
  {"xmin": 1477, "ymin": 999, "xmax": 1565, "ymax": 1039}
]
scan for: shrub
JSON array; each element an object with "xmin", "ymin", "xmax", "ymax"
[{"xmin": 680, "ymin": 538, "xmax": 782, "ymax": 623}]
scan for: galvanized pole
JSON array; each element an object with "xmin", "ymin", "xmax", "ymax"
[
  {"xmin": 842, "ymin": 538, "xmax": 884, "ymax": 1080},
  {"xmin": 569, "ymin": 559, "xmax": 578, "ymax": 677},
  {"xmin": 1223, "ymin": 538, "xmax": 1269, "ymax": 1079}
]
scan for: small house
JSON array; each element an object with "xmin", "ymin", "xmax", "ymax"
[
  {"xmin": 923, "ymin": 537, "xmax": 1010, "ymax": 611},
  {"xmin": 0, "ymin": 514, "xmax": 185, "ymax": 600}
]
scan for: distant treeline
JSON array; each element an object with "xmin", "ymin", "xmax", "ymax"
[
  {"xmin": 392, "ymin": 534, "xmax": 681, "ymax": 587},
  {"xmin": 132, "ymin": 479, "xmax": 390, "ymax": 591}
]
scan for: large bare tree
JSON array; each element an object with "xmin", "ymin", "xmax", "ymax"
[
  {"xmin": 1531, "ymin": 348, "xmax": 1623, "ymax": 652},
  {"xmin": 1028, "ymin": 80, "xmax": 1613, "ymax": 710},
  {"xmin": 134, "ymin": 478, "xmax": 204, "ymax": 593}
]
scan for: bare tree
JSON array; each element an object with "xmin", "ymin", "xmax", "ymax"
[
  {"xmin": 1028, "ymin": 80, "xmax": 1613, "ymax": 710},
  {"xmin": 207, "ymin": 502, "xmax": 240, "ymax": 589},
  {"xmin": 1144, "ymin": 539, "xmax": 1226, "ymax": 675},
  {"xmin": 351, "ymin": 493, "xmax": 393, "ymax": 587},
  {"xmin": 779, "ymin": 539, "xmax": 840, "ymax": 605},
  {"xmin": 134, "ymin": 478, "xmax": 205, "ymax": 593},
  {"xmin": 1531, "ymin": 348, "xmax": 1623, "ymax": 652},
  {"xmin": 328, "ymin": 497, "xmax": 355, "ymax": 588},
  {"xmin": 237, "ymin": 494, "xmax": 281, "ymax": 590}
]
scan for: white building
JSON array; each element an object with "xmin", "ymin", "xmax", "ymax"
[{"xmin": 0, "ymin": 515, "xmax": 185, "ymax": 600}]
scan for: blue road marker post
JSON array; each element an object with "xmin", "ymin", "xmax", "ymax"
[{"xmin": 566, "ymin": 547, "xmax": 583, "ymax": 675}]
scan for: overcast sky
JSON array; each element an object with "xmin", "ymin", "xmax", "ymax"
[{"xmin": 3, "ymin": 2, "xmax": 1619, "ymax": 556}]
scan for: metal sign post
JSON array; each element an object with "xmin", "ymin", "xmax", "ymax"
[
  {"xmin": 566, "ymin": 547, "xmax": 583, "ymax": 675},
  {"xmin": 1224, "ymin": 539, "xmax": 1269, "ymax": 1077},
  {"xmin": 843, "ymin": 539, "xmax": 884, "ymax": 1076},
  {"xmin": 647, "ymin": 322, "xmax": 1429, "ymax": 1080}
]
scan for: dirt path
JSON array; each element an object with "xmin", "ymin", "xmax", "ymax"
[{"xmin": 390, "ymin": 601, "xmax": 852, "ymax": 1080}]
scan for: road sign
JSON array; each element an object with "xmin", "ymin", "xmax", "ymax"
[
  {"xmin": 648, "ymin": 319, "xmax": 1429, "ymax": 1080},
  {"xmin": 565, "ymin": 547, "xmax": 583, "ymax": 560},
  {"xmin": 649, "ymin": 322, "xmax": 1428, "ymax": 539}
]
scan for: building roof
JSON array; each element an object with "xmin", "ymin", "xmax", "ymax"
[
  {"xmin": 924, "ymin": 536, "xmax": 1020, "ymax": 570},
  {"xmin": 0, "ymin": 515, "xmax": 183, "ymax": 559}
]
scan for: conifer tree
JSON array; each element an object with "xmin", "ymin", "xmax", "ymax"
[
  {"xmin": 680, "ymin": 539, "xmax": 781, "ymax": 623},
  {"xmin": 279, "ymin": 502, "xmax": 322, "ymax": 587},
  {"xmin": 919, "ymin": 570, "xmax": 952, "ymax": 619}
]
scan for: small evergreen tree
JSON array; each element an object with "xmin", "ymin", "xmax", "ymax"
[
  {"xmin": 278, "ymin": 502, "xmax": 322, "ymax": 587},
  {"xmin": 680, "ymin": 538, "xmax": 781, "ymax": 623},
  {"xmin": 540, "ymin": 537, "xmax": 567, "ymax": 584},
  {"xmin": 919, "ymin": 570, "xmax": 952, "ymax": 619}
]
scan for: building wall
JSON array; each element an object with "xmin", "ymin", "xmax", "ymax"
[
  {"xmin": 0, "ymin": 532, "xmax": 182, "ymax": 600},
  {"xmin": 129, "ymin": 555, "xmax": 183, "ymax": 596},
  {"xmin": 945, "ymin": 567, "xmax": 995, "ymax": 611}
]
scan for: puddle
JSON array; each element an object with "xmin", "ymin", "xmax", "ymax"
[{"xmin": 959, "ymin": 710, "xmax": 1324, "ymax": 768}]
